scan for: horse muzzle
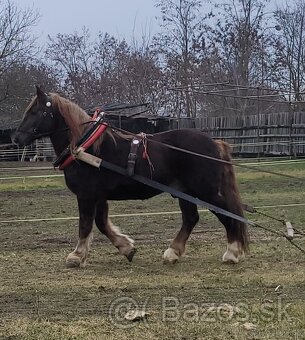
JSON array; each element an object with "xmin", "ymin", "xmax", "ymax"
[{"xmin": 11, "ymin": 131, "xmax": 32, "ymax": 147}]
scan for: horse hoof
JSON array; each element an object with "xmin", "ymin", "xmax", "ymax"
[
  {"xmin": 66, "ymin": 253, "xmax": 82, "ymax": 267},
  {"xmin": 163, "ymin": 248, "xmax": 180, "ymax": 264},
  {"xmin": 222, "ymin": 251, "xmax": 239, "ymax": 264},
  {"xmin": 126, "ymin": 248, "xmax": 137, "ymax": 262},
  {"xmin": 222, "ymin": 241, "xmax": 241, "ymax": 264}
]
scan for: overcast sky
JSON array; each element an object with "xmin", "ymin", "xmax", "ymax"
[
  {"xmin": 16, "ymin": 0, "xmax": 160, "ymax": 45},
  {"xmin": 15, "ymin": 0, "xmax": 285, "ymax": 46}
]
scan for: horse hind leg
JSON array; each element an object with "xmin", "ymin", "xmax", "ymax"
[
  {"xmin": 95, "ymin": 200, "xmax": 136, "ymax": 262},
  {"xmin": 214, "ymin": 140, "xmax": 249, "ymax": 263},
  {"xmin": 211, "ymin": 196, "xmax": 249, "ymax": 264},
  {"xmin": 66, "ymin": 196, "xmax": 95, "ymax": 268},
  {"xmin": 163, "ymin": 199, "xmax": 199, "ymax": 263}
]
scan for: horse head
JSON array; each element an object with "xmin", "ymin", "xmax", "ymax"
[{"xmin": 12, "ymin": 86, "xmax": 58, "ymax": 147}]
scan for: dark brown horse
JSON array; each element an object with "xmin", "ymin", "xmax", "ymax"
[{"xmin": 12, "ymin": 86, "xmax": 249, "ymax": 267}]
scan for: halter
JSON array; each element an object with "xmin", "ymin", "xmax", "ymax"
[
  {"xmin": 16, "ymin": 97, "xmax": 58, "ymax": 139},
  {"xmin": 31, "ymin": 97, "xmax": 54, "ymax": 137}
]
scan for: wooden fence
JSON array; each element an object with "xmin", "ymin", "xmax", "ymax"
[
  {"xmin": 2, "ymin": 111, "xmax": 305, "ymax": 160},
  {"xmin": 168, "ymin": 111, "xmax": 305, "ymax": 156}
]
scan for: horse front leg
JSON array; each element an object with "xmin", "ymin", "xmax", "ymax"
[
  {"xmin": 66, "ymin": 196, "xmax": 96, "ymax": 267},
  {"xmin": 164, "ymin": 199, "xmax": 199, "ymax": 263},
  {"xmin": 95, "ymin": 199, "xmax": 136, "ymax": 262}
]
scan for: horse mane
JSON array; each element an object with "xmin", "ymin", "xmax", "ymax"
[
  {"xmin": 50, "ymin": 93, "xmax": 91, "ymax": 147},
  {"xmin": 50, "ymin": 93, "xmax": 133, "ymax": 151}
]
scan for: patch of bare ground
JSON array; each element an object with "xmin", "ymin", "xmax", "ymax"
[{"xmin": 1, "ymin": 161, "xmax": 305, "ymax": 339}]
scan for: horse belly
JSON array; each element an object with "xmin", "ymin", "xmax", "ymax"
[{"xmin": 107, "ymin": 183, "xmax": 161, "ymax": 200}]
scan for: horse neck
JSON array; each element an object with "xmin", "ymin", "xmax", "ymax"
[
  {"xmin": 48, "ymin": 94, "xmax": 92, "ymax": 155},
  {"xmin": 49, "ymin": 102, "xmax": 91, "ymax": 156},
  {"xmin": 49, "ymin": 112, "xmax": 70, "ymax": 156}
]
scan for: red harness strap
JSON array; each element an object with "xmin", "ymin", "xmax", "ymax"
[{"xmin": 59, "ymin": 122, "xmax": 108, "ymax": 170}]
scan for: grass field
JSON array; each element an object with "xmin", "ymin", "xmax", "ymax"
[{"xmin": 1, "ymin": 160, "xmax": 305, "ymax": 339}]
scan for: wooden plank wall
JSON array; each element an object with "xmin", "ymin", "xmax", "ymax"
[
  {"xmin": 3, "ymin": 111, "xmax": 305, "ymax": 160},
  {"xmin": 169, "ymin": 111, "xmax": 305, "ymax": 156}
]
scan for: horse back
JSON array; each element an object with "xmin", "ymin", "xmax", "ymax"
[{"xmin": 136, "ymin": 129, "xmax": 223, "ymax": 190}]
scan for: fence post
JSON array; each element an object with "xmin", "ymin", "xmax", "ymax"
[
  {"xmin": 257, "ymin": 88, "xmax": 261, "ymax": 157},
  {"xmin": 288, "ymin": 103, "xmax": 294, "ymax": 158}
]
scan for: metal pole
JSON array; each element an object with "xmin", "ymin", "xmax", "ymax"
[
  {"xmin": 289, "ymin": 103, "xmax": 294, "ymax": 158},
  {"xmin": 257, "ymin": 88, "xmax": 261, "ymax": 157}
]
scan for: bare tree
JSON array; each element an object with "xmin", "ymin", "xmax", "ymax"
[
  {"xmin": 204, "ymin": 0, "xmax": 284, "ymax": 115},
  {"xmin": 0, "ymin": 0, "xmax": 39, "ymax": 108},
  {"xmin": 274, "ymin": 0, "xmax": 305, "ymax": 103},
  {"xmin": 210, "ymin": 0, "xmax": 268, "ymax": 85},
  {"xmin": 0, "ymin": 0, "xmax": 39, "ymax": 76},
  {"xmin": 93, "ymin": 33, "xmax": 164, "ymax": 112},
  {"xmin": 0, "ymin": 62, "xmax": 59, "ymax": 131},
  {"xmin": 46, "ymin": 28, "xmax": 95, "ymax": 106},
  {"xmin": 154, "ymin": 0, "xmax": 208, "ymax": 117},
  {"xmin": 46, "ymin": 29, "xmax": 164, "ymax": 112}
]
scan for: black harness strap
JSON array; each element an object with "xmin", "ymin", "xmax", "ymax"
[
  {"xmin": 100, "ymin": 158, "xmax": 305, "ymax": 253},
  {"xmin": 53, "ymin": 112, "xmax": 105, "ymax": 168},
  {"xmin": 95, "ymin": 156, "xmax": 256, "ymax": 226},
  {"xmin": 127, "ymin": 137, "xmax": 141, "ymax": 177},
  {"xmin": 110, "ymin": 125, "xmax": 303, "ymax": 182},
  {"xmin": 73, "ymin": 149, "xmax": 251, "ymax": 224},
  {"xmin": 73, "ymin": 149, "xmax": 305, "ymax": 254}
]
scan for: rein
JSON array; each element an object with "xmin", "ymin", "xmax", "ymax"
[
  {"xmin": 72, "ymin": 147, "xmax": 305, "ymax": 255},
  {"xmin": 50, "ymin": 116, "xmax": 305, "ymax": 255},
  {"xmin": 108, "ymin": 125, "xmax": 305, "ymax": 182}
]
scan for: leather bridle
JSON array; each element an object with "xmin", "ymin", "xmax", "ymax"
[
  {"xmin": 16, "ymin": 97, "xmax": 60, "ymax": 139},
  {"xmin": 31, "ymin": 98, "xmax": 54, "ymax": 137}
]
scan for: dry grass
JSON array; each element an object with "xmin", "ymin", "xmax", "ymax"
[{"xmin": 1, "ymin": 161, "xmax": 305, "ymax": 339}]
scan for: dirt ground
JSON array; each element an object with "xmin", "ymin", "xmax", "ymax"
[{"xmin": 1, "ymin": 161, "xmax": 305, "ymax": 339}]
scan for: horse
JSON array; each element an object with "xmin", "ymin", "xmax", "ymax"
[{"xmin": 12, "ymin": 86, "xmax": 249, "ymax": 267}]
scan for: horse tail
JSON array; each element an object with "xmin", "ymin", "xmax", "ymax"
[{"xmin": 216, "ymin": 140, "xmax": 249, "ymax": 253}]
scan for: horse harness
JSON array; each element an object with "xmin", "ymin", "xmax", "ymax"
[
  {"xmin": 53, "ymin": 111, "xmax": 298, "ymax": 247},
  {"xmin": 53, "ymin": 116, "xmax": 255, "ymax": 226},
  {"xmin": 53, "ymin": 110, "xmax": 150, "ymax": 175},
  {"xmin": 127, "ymin": 137, "xmax": 141, "ymax": 177},
  {"xmin": 127, "ymin": 133, "xmax": 154, "ymax": 177}
]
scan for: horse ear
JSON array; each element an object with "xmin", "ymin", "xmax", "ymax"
[{"xmin": 35, "ymin": 85, "xmax": 47, "ymax": 102}]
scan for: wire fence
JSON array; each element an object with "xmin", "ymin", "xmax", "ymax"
[{"xmin": 0, "ymin": 139, "xmax": 54, "ymax": 161}]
